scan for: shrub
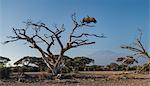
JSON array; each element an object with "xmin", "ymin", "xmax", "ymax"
[{"xmin": 0, "ymin": 67, "xmax": 11, "ymax": 79}]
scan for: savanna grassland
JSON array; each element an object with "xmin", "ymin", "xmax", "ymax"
[{"xmin": 0, "ymin": 71, "xmax": 150, "ymax": 86}]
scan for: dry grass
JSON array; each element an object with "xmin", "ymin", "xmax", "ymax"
[{"xmin": 0, "ymin": 71, "xmax": 150, "ymax": 86}]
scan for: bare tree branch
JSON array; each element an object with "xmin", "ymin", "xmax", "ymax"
[{"xmin": 120, "ymin": 29, "xmax": 150, "ymax": 72}]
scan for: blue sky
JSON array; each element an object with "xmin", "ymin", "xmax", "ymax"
[{"xmin": 0, "ymin": 0, "xmax": 149, "ymax": 64}]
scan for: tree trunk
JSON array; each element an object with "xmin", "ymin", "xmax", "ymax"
[
  {"xmin": 138, "ymin": 58, "xmax": 150, "ymax": 73},
  {"xmin": 148, "ymin": 58, "xmax": 150, "ymax": 73},
  {"xmin": 51, "ymin": 66, "xmax": 62, "ymax": 80}
]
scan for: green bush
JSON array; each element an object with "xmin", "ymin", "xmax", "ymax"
[{"xmin": 0, "ymin": 67, "xmax": 11, "ymax": 79}]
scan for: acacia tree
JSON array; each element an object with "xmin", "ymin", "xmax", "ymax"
[
  {"xmin": 116, "ymin": 56, "xmax": 138, "ymax": 71},
  {"xmin": 3, "ymin": 14, "xmax": 105, "ymax": 77},
  {"xmin": 14, "ymin": 56, "xmax": 46, "ymax": 68},
  {"xmin": 0, "ymin": 56, "xmax": 11, "ymax": 79},
  {"xmin": 0, "ymin": 56, "xmax": 10, "ymax": 66},
  {"xmin": 72, "ymin": 56, "xmax": 94, "ymax": 71},
  {"xmin": 106, "ymin": 63, "xmax": 119, "ymax": 71},
  {"xmin": 121, "ymin": 30, "xmax": 150, "ymax": 72},
  {"xmin": 14, "ymin": 56, "xmax": 47, "ymax": 81}
]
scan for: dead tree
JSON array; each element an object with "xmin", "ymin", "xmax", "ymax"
[
  {"xmin": 3, "ymin": 14, "xmax": 105, "ymax": 79},
  {"xmin": 121, "ymin": 30, "xmax": 150, "ymax": 72}
]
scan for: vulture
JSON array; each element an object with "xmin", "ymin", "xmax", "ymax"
[{"xmin": 81, "ymin": 16, "xmax": 97, "ymax": 24}]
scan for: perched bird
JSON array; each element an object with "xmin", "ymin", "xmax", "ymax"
[{"xmin": 81, "ymin": 16, "xmax": 97, "ymax": 24}]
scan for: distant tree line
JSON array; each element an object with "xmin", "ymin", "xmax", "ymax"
[
  {"xmin": 1, "ymin": 55, "xmax": 148, "ymax": 73},
  {"xmin": 0, "ymin": 54, "xmax": 150, "ymax": 80}
]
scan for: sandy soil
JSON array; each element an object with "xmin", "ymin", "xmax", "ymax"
[{"xmin": 0, "ymin": 71, "xmax": 150, "ymax": 86}]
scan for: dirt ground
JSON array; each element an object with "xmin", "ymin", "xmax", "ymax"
[{"xmin": 0, "ymin": 71, "xmax": 150, "ymax": 86}]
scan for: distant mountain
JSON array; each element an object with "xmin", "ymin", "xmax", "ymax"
[{"xmin": 88, "ymin": 50, "xmax": 127, "ymax": 65}]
